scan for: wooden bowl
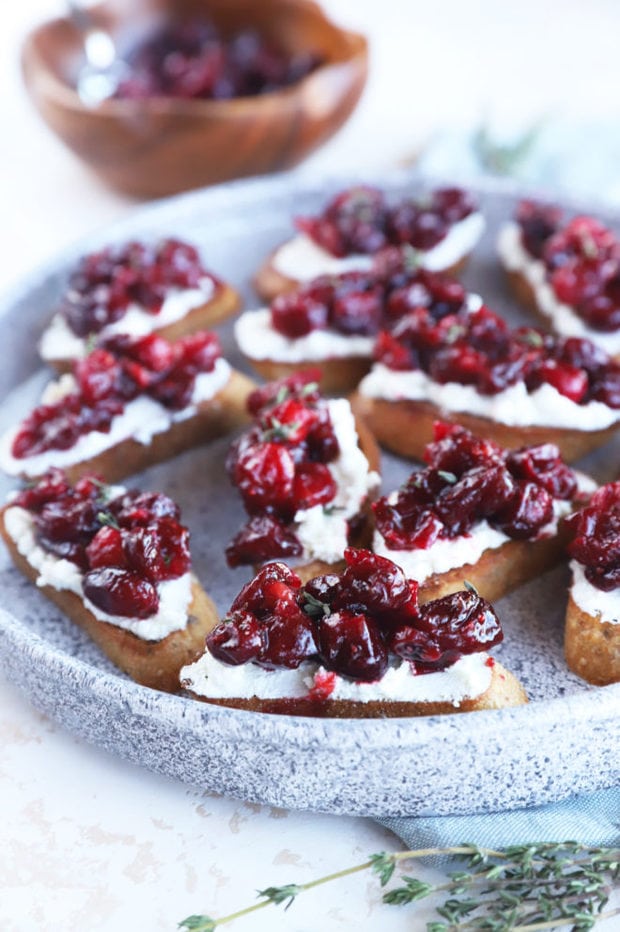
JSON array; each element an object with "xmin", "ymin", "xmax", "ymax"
[{"xmin": 21, "ymin": 0, "xmax": 368, "ymax": 199}]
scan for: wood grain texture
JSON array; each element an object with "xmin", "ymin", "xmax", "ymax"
[{"xmin": 21, "ymin": 0, "xmax": 368, "ymax": 198}]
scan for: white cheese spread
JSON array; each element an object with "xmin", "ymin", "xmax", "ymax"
[
  {"xmin": 181, "ymin": 650, "xmax": 493, "ymax": 706},
  {"xmin": 3, "ymin": 504, "xmax": 193, "ymax": 640},
  {"xmin": 39, "ymin": 278, "xmax": 216, "ymax": 362},
  {"xmin": 570, "ymin": 560, "xmax": 620, "ymax": 625},
  {"xmin": 272, "ymin": 212, "xmax": 485, "ymax": 282},
  {"xmin": 497, "ymin": 223, "xmax": 620, "ymax": 354},
  {"xmin": 358, "ymin": 363, "xmax": 619, "ymax": 431},
  {"xmin": 0, "ymin": 357, "xmax": 231, "ymax": 477}
]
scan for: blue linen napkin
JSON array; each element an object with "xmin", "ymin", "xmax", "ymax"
[{"xmin": 376, "ymin": 787, "xmax": 620, "ymax": 850}]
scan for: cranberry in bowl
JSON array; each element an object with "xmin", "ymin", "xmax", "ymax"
[
  {"xmin": 21, "ymin": 0, "xmax": 368, "ymax": 197},
  {"xmin": 180, "ymin": 548, "xmax": 527, "ymax": 717}
]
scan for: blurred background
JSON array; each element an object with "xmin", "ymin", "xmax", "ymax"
[{"xmin": 3, "ymin": 0, "xmax": 620, "ymax": 289}]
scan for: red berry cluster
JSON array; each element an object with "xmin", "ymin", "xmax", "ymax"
[
  {"xmin": 226, "ymin": 372, "xmax": 341, "ymax": 567},
  {"xmin": 516, "ymin": 201, "xmax": 620, "ymax": 332},
  {"xmin": 295, "ymin": 186, "xmax": 477, "ymax": 258},
  {"xmin": 11, "ymin": 331, "xmax": 221, "ymax": 460},
  {"xmin": 14, "ymin": 469, "xmax": 191, "ymax": 618},
  {"xmin": 270, "ymin": 255, "xmax": 469, "ymax": 339},
  {"xmin": 374, "ymin": 423, "xmax": 578, "ymax": 549},
  {"xmin": 375, "ymin": 302, "xmax": 620, "ymax": 404},
  {"xmin": 60, "ymin": 239, "xmax": 215, "ymax": 337},
  {"xmin": 206, "ymin": 548, "xmax": 503, "ymax": 680},
  {"xmin": 113, "ymin": 18, "xmax": 321, "ymax": 101},
  {"xmin": 566, "ymin": 482, "xmax": 620, "ymax": 591}
]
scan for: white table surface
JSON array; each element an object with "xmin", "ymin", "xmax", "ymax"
[{"xmin": 1, "ymin": 2, "xmax": 618, "ymax": 929}]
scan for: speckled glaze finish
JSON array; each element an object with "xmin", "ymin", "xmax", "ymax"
[{"xmin": 0, "ymin": 172, "xmax": 618, "ymax": 817}]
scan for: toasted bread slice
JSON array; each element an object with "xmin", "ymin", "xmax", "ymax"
[
  {"xmin": 254, "ymin": 245, "xmax": 469, "ymax": 303},
  {"xmin": 0, "ymin": 510, "xmax": 220, "ymax": 692},
  {"xmin": 44, "ymin": 283, "xmax": 241, "ymax": 374},
  {"xmin": 8, "ymin": 369, "xmax": 255, "ymax": 485},
  {"xmin": 565, "ymin": 593, "xmax": 620, "ymax": 686},
  {"xmin": 350, "ymin": 392, "xmax": 619, "ymax": 464},
  {"xmin": 185, "ymin": 660, "xmax": 527, "ymax": 717}
]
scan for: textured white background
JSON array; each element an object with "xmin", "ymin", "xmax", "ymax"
[{"xmin": 1, "ymin": 2, "xmax": 619, "ymax": 930}]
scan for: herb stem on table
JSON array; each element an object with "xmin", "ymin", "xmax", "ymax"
[{"xmin": 178, "ymin": 842, "xmax": 619, "ymax": 931}]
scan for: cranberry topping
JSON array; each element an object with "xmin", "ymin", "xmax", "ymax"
[
  {"xmin": 208, "ymin": 548, "xmax": 503, "ymax": 682},
  {"xmin": 14, "ymin": 470, "xmax": 191, "ymax": 618},
  {"xmin": 269, "ymin": 255, "xmax": 471, "ymax": 341},
  {"xmin": 515, "ymin": 202, "xmax": 620, "ymax": 333},
  {"xmin": 566, "ymin": 482, "xmax": 620, "ymax": 591},
  {"xmin": 374, "ymin": 423, "xmax": 578, "ymax": 548},
  {"xmin": 226, "ymin": 374, "xmax": 348, "ymax": 567},
  {"xmin": 113, "ymin": 18, "xmax": 321, "ymax": 101},
  {"xmin": 295, "ymin": 185, "xmax": 477, "ymax": 258},
  {"xmin": 11, "ymin": 330, "xmax": 221, "ymax": 460},
  {"xmin": 59, "ymin": 239, "xmax": 216, "ymax": 338},
  {"xmin": 375, "ymin": 301, "xmax": 620, "ymax": 405}
]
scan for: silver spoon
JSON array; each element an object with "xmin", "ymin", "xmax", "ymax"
[{"xmin": 68, "ymin": 1, "xmax": 127, "ymax": 104}]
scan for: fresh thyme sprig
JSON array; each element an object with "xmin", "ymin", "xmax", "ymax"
[{"xmin": 178, "ymin": 842, "xmax": 619, "ymax": 932}]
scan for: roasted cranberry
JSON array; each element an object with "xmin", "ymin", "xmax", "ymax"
[
  {"xmin": 425, "ymin": 422, "xmax": 503, "ymax": 474},
  {"xmin": 74, "ymin": 349, "xmax": 120, "ymax": 404},
  {"xmin": 330, "ymin": 285, "xmax": 383, "ymax": 335},
  {"xmin": 13, "ymin": 469, "xmax": 71, "ymax": 511},
  {"xmin": 415, "ymin": 589, "xmax": 503, "ymax": 655},
  {"xmin": 374, "ymin": 329, "xmax": 414, "ymax": 369},
  {"xmin": 493, "ymin": 481, "xmax": 554, "ymax": 539},
  {"xmin": 83, "ymin": 567, "xmax": 159, "ymax": 618},
  {"xmin": 434, "ymin": 465, "xmax": 516, "ymax": 536},
  {"xmin": 566, "ymin": 483, "xmax": 620, "ymax": 591},
  {"xmin": 335, "ymin": 548, "xmax": 410, "ymax": 614},
  {"xmin": 124, "ymin": 518, "xmax": 191, "ymax": 581},
  {"xmin": 292, "ymin": 462, "xmax": 336, "ymax": 509},
  {"xmin": 373, "ymin": 496, "xmax": 444, "ymax": 551},
  {"xmin": 533, "ymin": 359, "xmax": 588, "ymax": 402},
  {"xmin": 230, "ymin": 562, "xmax": 301, "ymax": 614},
  {"xmin": 86, "ymin": 525, "xmax": 127, "ymax": 569},
  {"xmin": 259, "ymin": 610, "xmax": 318, "ymax": 669},
  {"xmin": 206, "ymin": 611, "xmax": 264, "ymax": 665},
  {"xmin": 317, "ymin": 609, "xmax": 388, "ymax": 681},
  {"xmin": 226, "ymin": 516, "xmax": 303, "ymax": 567},
  {"xmin": 506, "ymin": 444, "xmax": 577, "ymax": 500},
  {"xmin": 431, "ymin": 187, "xmax": 477, "ymax": 222},
  {"xmin": 306, "ymin": 411, "xmax": 340, "ymax": 463},
  {"xmin": 516, "ymin": 200, "xmax": 562, "ymax": 258},
  {"xmin": 271, "ymin": 291, "xmax": 329, "ymax": 338},
  {"xmin": 303, "ymin": 573, "xmax": 341, "ymax": 609},
  {"xmin": 247, "ymin": 370, "xmax": 322, "ymax": 416},
  {"xmin": 296, "ymin": 186, "xmax": 389, "ymax": 256},
  {"xmin": 233, "ymin": 442, "xmax": 295, "ymax": 516},
  {"xmin": 110, "ymin": 490, "xmax": 180, "ymax": 527},
  {"xmin": 261, "ymin": 398, "xmax": 319, "ymax": 444},
  {"xmin": 389, "ymin": 624, "xmax": 445, "ymax": 669}
]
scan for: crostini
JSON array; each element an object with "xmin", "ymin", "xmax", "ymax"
[
  {"xmin": 564, "ymin": 482, "xmax": 620, "ymax": 685},
  {"xmin": 255, "ymin": 185, "xmax": 485, "ymax": 302},
  {"xmin": 498, "ymin": 201, "xmax": 620, "ymax": 358},
  {"xmin": 0, "ymin": 331, "xmax": 254, "ymax": 484},
  {"xmin": 372, "ymin": 422, "xmax": 595, "ymax": 603},
  {"xmin": 180, "ymin": 549, "xmax": 527, "ymax": 717},
  {"xmin": 351, "ymin": 304, "xmax": 620, "ymax": 462},
  {"xmin": 0, "ymin": 469, "xmax": 219, "ymax": 691},
  {"xmin": 39, "ymin": 238, "xmax": 240, "ymax": 372},
  {"xmin": 237, "ymin": 246, "xmax": 481, "ymax": 394},
  {"xmin": 225, "ymin": 371, "xmax": 380, "ymax": 580}
]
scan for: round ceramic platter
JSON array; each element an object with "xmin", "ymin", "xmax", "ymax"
[{"xmin": 0, "ymin": 170, "xmax": 618, "ymax": 818}]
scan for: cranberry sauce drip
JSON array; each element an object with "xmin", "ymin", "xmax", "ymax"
[
  {"xmin": 374, "ymin": 300, "xmax": 620, "ymax": 405},
  {"xmin": 374, "ymin": 422, "xmax": 578, "ymax": 550},
  {"xmin": 11, "ymin": 331, "xmax": 222, "ymax": 460},
  {"xmin": 566, "ymin": 481, "xmax": 620, "ymax": 591},
  {"xmin": 113, "ymin": 18, "xmax": 321, "ymax": 101},
  {"xmin": 515, "ymin": 201, "xmax": 620, "ymax": 332},
  {"xmin": 60, "ymin": 239, "xmax": 215, "ymax": 338},
  {"xmin": 295, "ymin": 186, "xmax": 477, "ymax": 258},
  {"xmin": 226, "ymin": 372, "xmax": 342, "ymax": 567},
  {"xmin": 13, "ymin": 469, "xmax": 191, "ymax": 618},
  {"xmin": 270, "ymin": 250, "xmax": 469, "ymax": 340},
  {"xmin": 206, "ymin": 548, "xmax": 503, "ymax": 681}
]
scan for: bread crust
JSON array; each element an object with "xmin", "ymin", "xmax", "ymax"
[
  {"xmin": 0, "ymin": 509, "xmax": 220, "ymax": 692},
  {"xmin": 253, "ymin": 245, "xmax": 470, "ymax": 303},
  {"xmin": 565, "ymin": 592, "xmax": 620, "ymax": 686},
  {"xmin": 44, "ymin": 283, "xmax": 242, "ymax": 374},
  {"xmin": 12, "ymin": 369, "xmax": 256, "ymax": 485},
  {"xmin": 185, "ymin": 660, "xmax": 527, "ymax": 717},
  {"xmin": 245, "ymin": 356, "xmax": 372, "ymax": 395},
  {"xmin": 349, "ymin": 392, "xmax": 620, "ymax": 463}
]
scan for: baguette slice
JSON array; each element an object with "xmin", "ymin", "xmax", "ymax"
[
  {"xmin": 184, "ymin": 660, "xmax": 527, "ymax": 717},
  {"xmin": 6, "ymin": 369, "xmax": 255, "ymax": 485},
  {"xmin": 43, "ymin": 283, "xmax": 242, "ymax": 374},
  {"xmin": 565, "ymin": 593, "xmax": 620, "ymax": 686},
  {"xmin": 254, "ymin": 245, "xmax": 469, "ymax": 303},
  {"xmin": 350, "ymin": 393, "xmax": 619, "ymax": 464},
  {"xmin": 0, "ymin": 509, "xmax": 219, "ymax": 692}
]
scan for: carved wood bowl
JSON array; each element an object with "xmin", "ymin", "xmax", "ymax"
[{"xmin": 21, "ymin": 0, "xmax": 368, "ymax": 199}]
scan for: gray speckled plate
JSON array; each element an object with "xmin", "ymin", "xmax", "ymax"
[{"xmin": 0, "ymin": 171, "xmax": 618, "ymax": 817}]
